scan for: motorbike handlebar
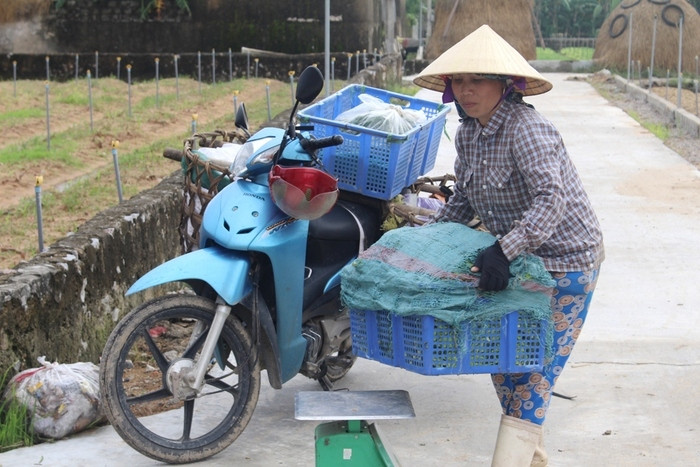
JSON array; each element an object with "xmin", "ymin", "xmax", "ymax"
[{"xmin": 299, "ymin": 135, "xmax": 344, "ymax": 153}]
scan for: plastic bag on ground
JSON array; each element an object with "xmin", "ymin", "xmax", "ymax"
[{"xmin": 2, "ymin": 356, "xmax": 103, "ymax": 439}]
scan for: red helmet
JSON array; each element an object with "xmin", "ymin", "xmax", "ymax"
[{"xmin": 268, "ymin": 166, "xmax": 338, "ymax": 220}]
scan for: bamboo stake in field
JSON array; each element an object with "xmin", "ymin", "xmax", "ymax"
[
  {"xmin": 331, "ymin": 56, "xmax": 335, "ymax": 93},
  {"xmin": 174, "ymin": 54, "xmax": 180, "ymax": 100},
  {"xmin": 266, "ymin": 80, "xmax": 272, "ymax": 121},
  {"xmin": 35, "ymin": 176, "xmax": 44, "ymax": 253},
  {"xmin": 228, "ymin": 48, "xmax": 233, "ymax": 82},
  {"xmin": 112, "ymin": 140, "xmax": 123, "ymax": 203},
  {"xmin": 45, "ymin": 56, "xmax": 50, "ymax": 81},
  {"xmin": 347, "ymin": 53, "xmax": 352, "ymax": 81},
  {"xmin": 12, "ymin": 61, "xmax": 17, "ymax": 97},
  {"xmin": 233, "ymin": 90, "xmax": 239, "ymax": 115},
  {"xmin": 197, "ymin": 51, "xmax": 202, "ymax": 94},
  {"xmin": 44, "ymin": 81, "xmax": 51, "ymax": 151},
  {"xmin": 255, "ymin": 58, "xmax": 259, "ymax": 78},
  {"xmin": 117, "ymin": 56, "xmax": 121, "ymax": 80},
  {"xmin": 75, "ymin": 54, "xmax": 79, "ymax": 81},
  {"xmin": 95, "ymin": 51, "xmax": 99, "ymax": 80},
  {"xmin": 191, "ymin": 113, "xmax": 198, "ymax": 134},
  {"xmin": 212, "ymin": 49, "xmax": 216, "ymax": 85},
  {"xmin": 155, "ymin": 58, "xmax": 160, "ymax": 108},
  {"xmin": 127, "ymin": 64, "xmax": 133, "ymax": 118},
  {"xmin": 288, "ymin": 70, "xmax": 295, "ymax": 106},
  {"xmin": 87, "ymin": 70, "xmax": 94, "ymax": 132}
]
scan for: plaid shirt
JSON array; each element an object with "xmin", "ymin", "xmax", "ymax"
[{"xmin": 435, "ymin": 100, "xmax": 604, "ymax": 272}]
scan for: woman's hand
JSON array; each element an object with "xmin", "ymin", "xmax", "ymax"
[{"xmin": 471, "ymin": 242, "xmax": 511, "ymax": 291}]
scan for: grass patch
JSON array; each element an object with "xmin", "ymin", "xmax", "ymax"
[
  {"xmin": 0, "ymin": 367, "xmax": 35, "ymax": 452},
  {"xmin": 626, "ymin": 109, "xmax": 670, "ymax": 140},
  {"xmin": 0, "ymin": 108, "xmax": 44, "ymax": 123},
  {"xmin": 536, "ymin": 47, "xmax": 594, "ymax": 61}
]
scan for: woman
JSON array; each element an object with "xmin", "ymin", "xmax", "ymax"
[{"xmin": 413, "ymin": 25, "xmax": 605, "ymax": 466}]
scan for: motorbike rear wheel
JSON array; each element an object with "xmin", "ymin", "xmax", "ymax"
[{"xmin": 99, "ymin": 294, "xmax": 261, "ymax": 464}]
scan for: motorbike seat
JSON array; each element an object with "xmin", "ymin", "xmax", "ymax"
[{"xmin": 308, "ymin": 200, "xmax": 378, "ymax": 243}]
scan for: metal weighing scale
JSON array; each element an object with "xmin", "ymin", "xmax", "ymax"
[{"xmin": 295, "ymin": 390, "xmax": 415, "ymax": 466}]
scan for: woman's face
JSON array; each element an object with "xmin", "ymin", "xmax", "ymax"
[{"xmin": 451, "ymin": 73, "xmax": 505, "ymax": 126}]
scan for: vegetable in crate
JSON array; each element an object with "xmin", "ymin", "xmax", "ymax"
[{"xmin": 336, "ymin": 94, "xmax": 427, "ymax": 134}]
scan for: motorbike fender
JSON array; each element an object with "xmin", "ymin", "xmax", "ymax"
[{"xmin": 126, "ymin": 246, "xmax": 252, "ymax": 304}]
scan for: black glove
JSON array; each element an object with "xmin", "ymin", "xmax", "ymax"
[{"xmin": 472, "ymin": 242, "xmax": 511, "ymax": 291}]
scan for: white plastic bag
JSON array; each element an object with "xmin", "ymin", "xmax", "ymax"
[
  {"xmin": 337, "ymin": 94, "xmax": 427, "ymax": 134},
  {"xmin": 3, "ymin": 357, "xmax": 103, "ymax": 439}
]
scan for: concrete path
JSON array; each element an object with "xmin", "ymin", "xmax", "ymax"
[{"xmin": 1, "ymin": 73, "xmax": 699, "ymax": 467}]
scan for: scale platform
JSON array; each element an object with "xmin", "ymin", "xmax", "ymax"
[
  {"xmin": 295, "ymin": 390, "xmax": 415, "ymax": 467},
  {"xmin": 295, "ymin": 390, "xmax": 415, "ymax": 421}
]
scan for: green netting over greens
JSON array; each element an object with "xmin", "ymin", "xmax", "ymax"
[{"xmin": 340, "ymin": 222, "xmax": 556, "ymax": 327}]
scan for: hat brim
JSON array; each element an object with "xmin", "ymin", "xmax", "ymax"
[{"xmin": 413, "ymin": 24, "xmax": 552, "ymax": 97}]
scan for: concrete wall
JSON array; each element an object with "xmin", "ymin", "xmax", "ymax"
[
  {"xmin": 612, "ymin": 74, "xmax": 700, "ymax": 138},
  {"xmin": 0, "ymin": 54, "xmax": 402, "ymax": 383},
  {"xmin": 0, "ymin": 174, "xmax": 182, "ymax": 376}
]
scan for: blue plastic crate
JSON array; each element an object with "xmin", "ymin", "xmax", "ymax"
[
  {"xmin": 299, "ymin": 85, "xmax": 449, "ymax": 200},
  {"xmin": 349, "ymin": 309, "xmax": 547, "ymax": 375}
]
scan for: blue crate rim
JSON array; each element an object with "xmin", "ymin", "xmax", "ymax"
[{"xmin": 299, "ymin": 84, "xmax": 450, "ymax": 141}]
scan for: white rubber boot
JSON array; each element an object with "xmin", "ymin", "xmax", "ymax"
[
  {"xmin": 490, "ymin": 414, "xmax": 543, "ymax": 467},
  {"xmin": 531, "ymin": 431, "xmax": 549, "ymax": 467}
]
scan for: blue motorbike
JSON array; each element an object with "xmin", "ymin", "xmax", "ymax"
[{"xmin": 98, "ymin": 66, "xmax": 387, "ymax": 463}]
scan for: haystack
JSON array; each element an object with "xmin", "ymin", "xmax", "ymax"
[
  {"xmin": 594, "ymin": 0, "xmax": 700, "ymax": 74},
  {"xmin": 425, "ymin": 0, "xmax": 536, "ymax": 61}
]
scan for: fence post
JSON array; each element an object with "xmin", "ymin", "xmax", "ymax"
[
  {"xmin": 117, "ymin": 56, "xmax": 121, "ymax": 80},
  {"xmin": 45, "ymin": 81, "xmax": 51, "ymax": 151},
  {"xmin": 87, "ymin": 70, "xmax": 94, "ymax": 132},
  {"xmin": 12, "ymin": 61, "xmax": 17, "ymax": 97},
  {"xmin": 127, "ymin": 64, "xmax": 133, "ymax": 118},
  {"xmin": 626, "ymin": 13, "xmax": 633, "ymax": 82},
  {"xmin": 266, "ymin": 80, "xmax": 272, "ymax": 121},
  {"xmin": 677, "ymin": 16, "xmax": 684, "ymax": 109},
  {"xmin": 649, "ymin": 15, "xmax": 657, "ymax": 91},
  {"xmin": 35, "ymin": 176, "xmax": 44, "ymax": 253},
  {"xmin": 111, "ymin": 140, "xmax": 123, "ymax": 203},
  {"xmin": 229, "ymin": 48, "xmax": 233, "ymax": 82},
  {"xmin": 174, "ymin": 54, "xmax": 180, "ymax": 100},
  {"xmin": 289, "ymin": 70, "xmax": 295, "ymax": 106},
  {"xmin": 197, "ymin": 51, "xmax": 202, "ymax": 93},
  {"xmin": 212, "ymin": 48, "xmax": 216, "ymax": 85},
  {"xmin": 155, "ymin": 57, "xmax": 160, "ymax": 108}
]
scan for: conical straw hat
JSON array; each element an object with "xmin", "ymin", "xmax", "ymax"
[{"xmin": 413, "ymin": 24, "xmax": 552, "ymax": 96}]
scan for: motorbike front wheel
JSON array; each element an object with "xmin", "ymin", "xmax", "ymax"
[{"xmin": 99, "ymin": 294, "xmax": 261, "ymax": 464}]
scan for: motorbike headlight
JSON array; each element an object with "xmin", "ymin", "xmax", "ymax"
[{"xmin": 230, "ymin": 137, "xmax": 280, "ymax": 177}]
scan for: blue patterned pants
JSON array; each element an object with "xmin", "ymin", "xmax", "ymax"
[{"xmin": 490, "ymin": 270, "xmax": 599, "ymax": 425}]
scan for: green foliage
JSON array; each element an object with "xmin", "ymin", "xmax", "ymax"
[
  {"xmin": 536, "ymin": 47, "xmax": 594, "ymax": 60},
  {"xmin": 535, "ymin": 0, "xmax": 700, "ymax": 38},
  {"xmin": 0, "ymin": 367, "xmax": 35, "ymax": 452}
]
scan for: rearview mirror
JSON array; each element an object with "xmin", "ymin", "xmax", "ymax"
[{"xmin": 295, "ymin": 66, "xmax": 324, "ymax": 105}]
